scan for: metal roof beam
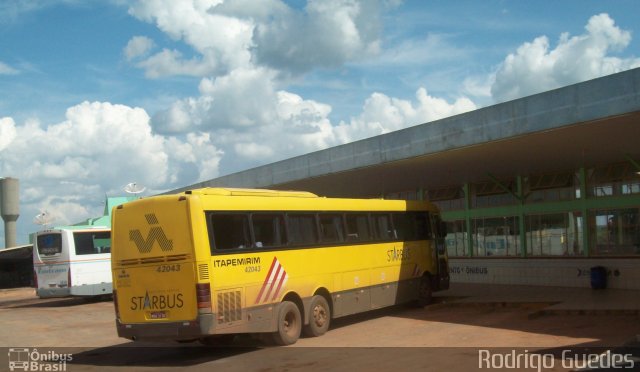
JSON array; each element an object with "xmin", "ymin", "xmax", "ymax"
[{"xmin": 486, "ymin": 173, "xmax": 524, "ymax": 202}]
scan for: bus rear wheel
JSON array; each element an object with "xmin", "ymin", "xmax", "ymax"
[
  {"xmin": 303, "ymin": 295, "xmax": 330, "ymax": 337},
  {"xmin": 271, "ymin": 301, "xmax": 301, "ymax": 345}
]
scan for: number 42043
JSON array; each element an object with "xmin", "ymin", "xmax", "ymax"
[{"xmin": 156, "ymin": 264, "xmax": 181, "ymax": 273}]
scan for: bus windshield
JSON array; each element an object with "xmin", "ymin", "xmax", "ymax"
[{"xmin": 73, "ymin": 231, "xmax": 111, "ymax": 255}]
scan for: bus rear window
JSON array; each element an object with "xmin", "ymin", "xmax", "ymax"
[
  {"xmin": 74, "ymin": 231, "xmax": 111, "ymax": 255},
  {"xmin": 37, "ymin": 234, "xmax": 62, "ymax": 256}
]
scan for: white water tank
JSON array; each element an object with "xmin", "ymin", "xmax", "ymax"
[{"xmin": 0, "ymin": 177, "xmax": 20, "ymax": 248}]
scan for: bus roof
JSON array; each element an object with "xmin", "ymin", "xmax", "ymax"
[
  {"xmin": 38, "ymin": 225, "xmax": 109, "ymax": 232},
  {"xmin": 170, "ymin": 187, "xmax": 439, "ymax": 213},
  {"xmin": 184, "ymin": 188, "xmax": 319, "ymax": 198}
]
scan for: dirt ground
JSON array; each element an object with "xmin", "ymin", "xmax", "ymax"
[{"xmin": 1, "ymin": 287, "xmax": 638, "ymax": 371}]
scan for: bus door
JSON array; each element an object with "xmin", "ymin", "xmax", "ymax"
[{"xmin": 433, "ymin": 215, "xmax": 450, "ymax": 291}]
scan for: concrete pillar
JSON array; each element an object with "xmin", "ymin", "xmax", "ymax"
[{"xmin": 0, "ymin": 177, "xmax": 20, "ymax": 248}]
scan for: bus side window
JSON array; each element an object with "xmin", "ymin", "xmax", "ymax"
[
  {"xmin": 287, "ymin": 213, "xmax": 318, "ymax": 245},
  {"xmin": 371, "ymin": 213, "xmax": 394, "ymax": 240},
  {"xmin": 93, "ymin": 235, "xmax": 111, "ymax": 254},
  {"xmin": 392, "ymin": 212, "xmax": 431, "ymax": 241},
  {"xmin": 346, "ymin": 213, "xmax": 371, "ymax": 242},
  {"xmin": 392, "ymin": 213, "xmax": 410, "ymax": 240},
  {"xmin": 74, "ymin": 232, "xmax": 110, "ymax": 255},
  {"xmin": 252, "ymin": 214, "xmax": 286, "ymax": 248},
  {"xmin": 415, "ymin": 212, "xmax": 431, "ymax": 240},
  {"xmin": 319, "ymin": 214, "xmax": 345, "ymax": 243},
  {"xmin": 210, "ymin": 214, "xmax": 251, "ymax": 250}
]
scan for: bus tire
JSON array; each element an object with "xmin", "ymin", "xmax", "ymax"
[
  {"xmin": 302, "ymin": 295, "xmax": 330, "ymax": 337},
  {"xmin": 417, "ymin": 274, "xmax": 433, "ymax": 307},
  {"xmin": 271, "ymin": 301, "xmax": 302, "ymax": 346}
]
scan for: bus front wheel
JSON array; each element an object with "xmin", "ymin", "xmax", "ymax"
[
  {"xmin": 303, "ymin": 295, "xmax": 330, "ymax": 337},
  {"xmin": 271, "ymin": 301, "xmax": 302, "ymax": 345}
]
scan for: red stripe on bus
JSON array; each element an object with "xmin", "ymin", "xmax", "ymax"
[
  {"xmin": 263, "ymin": 265, "xmax": 281, "ymax": 302},
  {"xmin": 255, "ymin": 257, "xmax": 278, "ymax": 304},
  {"xmin": 271, "ymin": 270, "xmax": 287, "ymax": 301}
]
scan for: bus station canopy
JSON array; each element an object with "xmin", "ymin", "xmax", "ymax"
[{"xmin": 172, "ymin": 68, "xmax": 640, "ymax": 198}]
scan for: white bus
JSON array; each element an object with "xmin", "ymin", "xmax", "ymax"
[{"xmin": 33, "ymin": 226, "xmax": 112, "ymax": 298}]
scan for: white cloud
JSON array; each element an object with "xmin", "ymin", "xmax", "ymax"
[
  {"xmin": 126, "ymin": 0, "xmax": 388, "ymax": 78},
  {"xmin": 124, "ymin": 35, "xmax": 156, "ymax": 61},
  {"xmin": 253, "ymin": 0, "xmax": 385, "ymax": 73},
  {"xmin": 335, "ymin": 88, "xmax": 476, "ymax": 143},
  {"xmin": 366, "ymin": 33, "xmax": 468, "ymax": 68},
  {"xmin": 150, "ymin": 69, "xmax": 338, "ymax": 169},
  {"xmin": 127, "ymin": 0, "xmax": 254, "ymax": 77},
  {"xmin": 0, "ymin": 117, "xmax": 17, "ymax": 150},
  {"xmin": 150, "ymin": 62, "xmax": 475, "ymax": 173},
  {"xmin": 462, "ymin": 75, "xmax": 493, "ymax": 99},
  {"xmin": 273, "ymin": 90, "xmax": 336, "ymax": 151},
  {"xmin": 165, "ymin": 132, "xmax": 223, "ymax": 182},
  {"xmin": 125, "ymin": 7, "xmax": 638, "ymax": 182},
  {"xmin": 0, "ymin": 101, "xmax": 222, "ymax": 228},
  {"xmin": 2, "ymin": 102, "xmax": 168, "ymax": 189},
  {"xmin": 136, "ymin": 49, "xmax": 220, "ymax": 78},
  {"xmin": 153, "ymin": 67, "xmax": 280, "ymax": 133},
  {"xmin": 123, "ymin": 0, "xmax": 474, "ymax": 171},
  {"xmin": 0, "ymin": 61, "xmax": 19, "ymax": 75},
  {"xmin": 33, "ymin": 197, "xmax": 92, "ymax": 227},
  {"xmin": 491, "ymin": 13, "xmax": 640, "ymax": 102},
  {"xmin": 234, "ymin": 142, "xmax": 273, "ymax": 159}
]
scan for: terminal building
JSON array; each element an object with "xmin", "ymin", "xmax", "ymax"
[{"xmin": 179, "ymin": 68, "xmax": 639, "ymax": 290}]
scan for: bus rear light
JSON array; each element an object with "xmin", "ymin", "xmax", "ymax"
[
  {"xmin": 196, "ymin": 283, "xmax": 212, "ymax": 312},
  {"xmin": 67, "ymin": 269, "xmax": 71, "ymax": 288}
]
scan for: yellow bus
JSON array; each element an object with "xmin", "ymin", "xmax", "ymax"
[{"xmin": 111, "ymin": 188, "xmax": 449, "ymax": 345}]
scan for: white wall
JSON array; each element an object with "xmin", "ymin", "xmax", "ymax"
[{"xmin": 449, "ymin": 258, "xmax": 640, "ymax": 289}]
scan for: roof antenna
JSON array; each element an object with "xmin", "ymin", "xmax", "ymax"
[
  {"xmin": 33, "ymin": 211, "xmax": 55, "ymax": 230},
  {"xmin": 124, "ymin": 182, "xmax": 146, "ymax": 195}
]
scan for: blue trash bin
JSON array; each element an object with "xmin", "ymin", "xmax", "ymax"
[{"xmin": 590, "ymin": 266, "xmax": 607, "ymax": 289}]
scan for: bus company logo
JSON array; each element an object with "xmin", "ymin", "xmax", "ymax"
[
  {"xmin": 130, "ymin": 290, "xmax": 184, "ymax": 310},
  {"xmin": 7, "ymin": 348, "xmax": 72, "ymax": 371},
  {"xmin": 129, "ymin": 213, "xmax": 174, "ymax": 254},
  {"xmin": 254, "ymin": 257, "xmax": 288, "ymax": 304}
]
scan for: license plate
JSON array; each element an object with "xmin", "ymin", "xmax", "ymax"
[{"xmin": 149, "ymin": 311, "xmax": 167, "ymax": 319}]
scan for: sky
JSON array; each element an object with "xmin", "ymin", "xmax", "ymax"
[{"xmin": 1, "ymin": 0, "xmax": 640, "ymax": 246}]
